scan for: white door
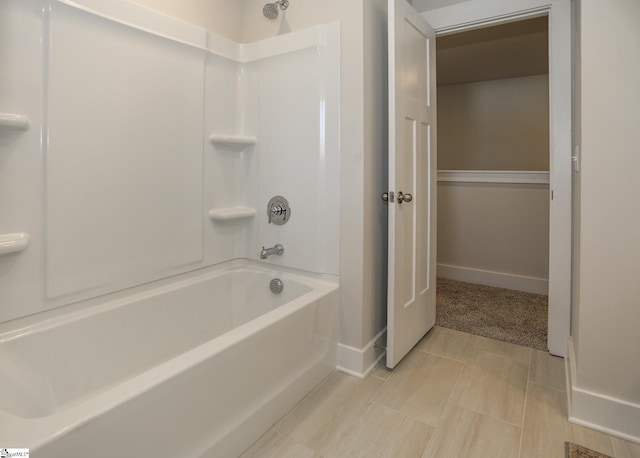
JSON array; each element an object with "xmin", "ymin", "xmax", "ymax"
[{"xmin": 386, "ymin": 0, "xmax": 437, "ymax": 368}]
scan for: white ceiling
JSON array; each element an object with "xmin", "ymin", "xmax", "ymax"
[{"xmin": 436, "ymin": 16, "xmax": 549, "ymax": 86}]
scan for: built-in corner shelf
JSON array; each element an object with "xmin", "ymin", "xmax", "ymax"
[
  {"xmin": 209, "ymin": 134, "xmax": 257, "ymax": 150},
  {"xmin": 208, "ymin": 135, "xmax": 256, "ymax": 221},
  {"xmin": 0, "ymin": 113, "xmax": 31, "ymax": 131},
  {"xmin": 208, "ymin": 207, "xmax": 256, "ymax": 222},
  {"xmin": 0, "ymin": 233, "xmax": 30, "ymax": 256}
]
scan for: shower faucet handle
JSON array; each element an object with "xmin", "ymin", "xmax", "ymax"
[
  {"xmin": 267, "ymin": 196, "xmax": 291, "ymax": 225},
  {"xmin": 269, "ymin": 204, "xmax": 286, "ymax": 224},
  {"xmin": 271, "ymin": 205, "xmax": 286, "ymax": 216}
]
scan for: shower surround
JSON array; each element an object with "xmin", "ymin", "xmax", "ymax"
[{"xmin": 0, "ymin": 0, "xmax": 340, "ymax": 454}]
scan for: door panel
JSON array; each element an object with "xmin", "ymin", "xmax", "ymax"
[
  {"xmin": 417, "ymin": 122, "xmax": 431, "ymax": 295},
  {"xmin": 396, "ymin": 115, "xmax": 416, "ymax": 310},
  {"xmin": 387, "ymin": 0, "xmax": 437, "ymax": 369}
]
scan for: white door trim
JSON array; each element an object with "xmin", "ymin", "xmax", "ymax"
[{"xmin": 421, "ymin": 0, "xmax": 572, "ymax": 357}]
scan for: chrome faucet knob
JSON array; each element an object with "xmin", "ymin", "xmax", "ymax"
[{"xmin": 267, "ymin": 196, "xmax": 291, "ymax": 225}]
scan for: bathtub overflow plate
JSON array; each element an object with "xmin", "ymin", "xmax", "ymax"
[
  {"xmin": 267, "ymin": 196, "xmax": 291, "ymax": 225},
  {"xmin": 270, "ymin": 278, "xmax": 284, "ymax": 294}
]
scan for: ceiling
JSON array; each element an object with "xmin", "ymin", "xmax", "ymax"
[{"xmin": 436, "ymin": 16, "xmax": 549, "ymax": 86}]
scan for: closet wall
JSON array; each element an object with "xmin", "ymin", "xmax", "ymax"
[{"xmin": 436, "ymin": 17, "xmax": 550, "ymax": 294}]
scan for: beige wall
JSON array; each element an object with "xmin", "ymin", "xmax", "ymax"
[
  {"xmin": 128, "ymin": 0, "xmax": 244, "ymax": 41},
  {"xmin": 437, "ymin": 75, "xmax": 550, "ymax": 291},
  {"xmin": 241, "ymin": 0, "xmax": 372, "ymax": 44},
  {"xmin": 438, "ymin": 75, "xmax": 549, "ymax": 170},
  {"xmin": 571, "ymin": 0, "xmax": 582, "ymax": 356},
  {"xmin": 412, "ymin": 0, "xmax": 471, "ymax": 12},
  {"xmin": 438, "ymin": 181, "xmax": 549, "ymax": 281},
  {"xmin": 573, "ymin": 0, "xmax": 640, "ymax": 411},
  {"xmin": 240, "ymin": 0, "xmax": 345, "ymax": 42},
  {"xmin": 362, "ymin": 0, "xmax": 389, "ymax": 347}
]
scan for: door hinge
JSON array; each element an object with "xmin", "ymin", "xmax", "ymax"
[{"xmin": 572, "ymin": 145, "xmax": 580, "ymax": 172}]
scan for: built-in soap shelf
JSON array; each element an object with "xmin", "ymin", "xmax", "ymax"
[
  {"xmin": 0, "ymin": 233, "xmax": 30, "ymax": 256},
  {"xmin": 0, "ymin": 113, "xmax": 31, "ymax": 131},
  {"xmin": 209, "ymin": 134, "xmax": 257, "ymax": 150},
  {"xmin": 208, "ymin": 207, "xmax": 256, "ymax": 222},
  {"xmin": 208, "ymin": 135, "xmax": 256, "ymax": 222}
]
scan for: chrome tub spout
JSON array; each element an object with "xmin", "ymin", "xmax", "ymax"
[{"xmin": 260, "ymin": 244, "xmax": 284, "ymax": 259}]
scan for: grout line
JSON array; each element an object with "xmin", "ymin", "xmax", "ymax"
[
  {"xmin": 433, "ymin": 345, "xmax": 469, "ymax": 428},
  {"xmin": 367, "ymin": 360, "xmax": 393, "ymax": 382},
  {"xmin": 321, "ymin": 384, "xmax": 388, "ymax": 455},
  {"xmin": 445, "ymin": 400, "xmax": 528, "ymax": 429},
  {"xmin": 413, "ymin": 344, "xmax": 470, "ymax": 365},
  {"xmin": 420, "ymin": 327, "xmax": 535, "ymax": 364},
  {"xmin": 416, "ymin": 350, "xmax": 468, "ymax": 365},
  {"xmin": 370, "ymin": 377, "xmax": 388, "ymax": 401},
  {"xmin": 473, "ymin": 346, "xmax": 531, "ymax": 366},
  {"xmin": 283, "ymin": 373, "xmax": 388, "ymax": 456},
  {"xmin": 372, "ymin": 346, "xmax": 466, "ymax": 430},
  {"xmin": 369, "ymin": 373, "xmax": 390, "ymax": 381},
  {"xmin": 272, "ymin": 370, "xmax": 342, "ymax": 436},
  {"xmin": 528, "ymin": 380, "xmax": 567, "ymax": 394},
  {"xmin": 444, "ymin": 400, "xmax": 526, "ymax": 430},
  {"xmin": 518, "ymin": 348, "xmax": 533, "ymax": 458},
  {"xmin": 443, "ymin": 342, "xmax": 531, "ymax": 430},
  {"xmin": 368, "ymin": 399, "xmax": 437, "ymax": 429}
]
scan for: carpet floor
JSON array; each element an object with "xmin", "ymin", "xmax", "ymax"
[
  {"xmin": 436, "ymin": 278, "xmax": 549, "ymax": 351},
  {"xmin": 565, "ymin": 442, "xmax": 613, "ymax": 458}
]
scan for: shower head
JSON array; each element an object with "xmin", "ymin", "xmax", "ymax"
[{"xmin": 262, "ymin": 0, "xmax": 289, "ymax": 21}]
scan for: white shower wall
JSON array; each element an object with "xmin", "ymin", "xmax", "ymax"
[
  {"xmin": 0, "ymin": 0, "xmax": 340, "ymax": 324},
  {"xmin": 45, "ymin": 1, "xmax": 206, "ymax": 299},
  {"xmin": 205, "ymin": 46, "xmax": 258, "ymax": 266},
  {"xmin": 207, "ymin": 25, "xmax": 341, "ymax": 275},
  {"xmin": 256, "ymin": 28, "xmax": 340, "ymax": 275}
]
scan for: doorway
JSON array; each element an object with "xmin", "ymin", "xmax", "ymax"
[
  {"xmin": 380, "ymin": 0, "xmax": 572, "ymax": 371},
  {"xmin": 418, "ymin": 0, "xmax": 573, "ymax": 357},
  {"xmin": 434, "ymin": 17, "xmax": 551, "ymax": 349}
]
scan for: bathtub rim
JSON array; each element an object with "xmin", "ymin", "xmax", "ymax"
[
  {"xmin": 0, "ymin": 259, "xmax": 338, "ymax": 449},
  {"xmin": 0, "ymin": 258, "xmax": 338, "ymax": 341}
]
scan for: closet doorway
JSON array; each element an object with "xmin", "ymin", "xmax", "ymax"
[{"xmin": 435, "ymin": 17, "xmax": 553, "ymax": 351}]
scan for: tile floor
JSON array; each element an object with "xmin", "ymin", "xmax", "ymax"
[{"xmin": 241, "ymin": 326, "xmax": 640, "ymax": 458}]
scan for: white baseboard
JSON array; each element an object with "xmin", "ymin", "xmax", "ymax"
[
  {"xmin": 336, "ymin": 327, "xmax": 386, "ymax": 379},
  {"xmin": 437, "ymin": 263, "xmax": 548, "ymax": 295},
  {"xmin": 566, "ymin": 338, "xmax": 640, "ymax": 444}
]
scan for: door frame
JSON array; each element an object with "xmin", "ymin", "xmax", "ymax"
[{"xmin": 421, "ymin": 0, "xmax": 572, "ymax": 357}]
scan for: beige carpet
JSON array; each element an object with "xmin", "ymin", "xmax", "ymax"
[
  {"xmin": 436, "ymin": 278, "xmax": 548, "ymax": 351},
  {"xmin": 565, "ymin": 442, "xmax": 613, "ymax": 458}
]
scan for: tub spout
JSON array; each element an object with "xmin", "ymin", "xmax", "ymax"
[{"xmin": 260, "ymin": 244, "xmax": 284, "ymax": 259}]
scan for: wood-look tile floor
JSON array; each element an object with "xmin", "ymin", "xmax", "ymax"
[{"xmin": 241, "ymin": 326, "xmax": 640, "ymax": 458}]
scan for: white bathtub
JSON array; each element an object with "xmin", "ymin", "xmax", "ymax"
[{"xmin": 0, "ymin": 260, "xmax": 339, "ymax": 456}]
